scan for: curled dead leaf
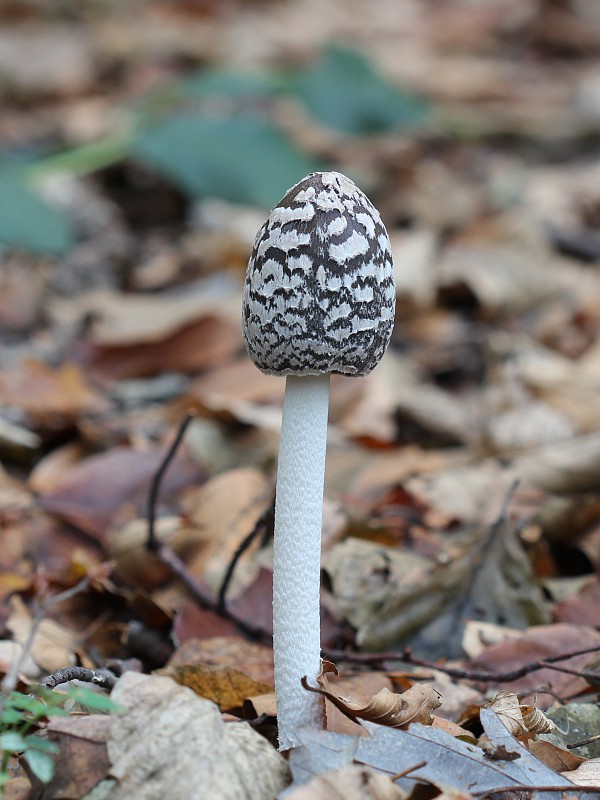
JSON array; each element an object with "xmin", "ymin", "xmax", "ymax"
[
  {"xmin": 304, "ymin": 674, "xmax": 441, "ymax": 729},
  {"xmin": 486, "ymin": 691, "xmax": 555, "ymax": 737},
  {"xmin": 521, "ymin": 704, "xmax": 556, "ymax": 734},
  {"xmin": 487, "ymin": 691, "xmax": 528, "ymax": 737}
]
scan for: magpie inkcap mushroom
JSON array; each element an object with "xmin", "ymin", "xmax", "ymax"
[{"xmin": 242, "ymin": 171, "xmax": 395, "ymax": 750}]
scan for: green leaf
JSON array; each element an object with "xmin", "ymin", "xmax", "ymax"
[
  {"xmin": 0, "ymin": 707, "xmax": 23, "ymax": 725},
  {"xmin": 133, "ymin": 113, "xmax": 319, "ymax": 208},
  {"xmin": 0, "ymin": 168, "xmax": 75, "ymax": 255},
  {"xmin": 0, "ymin": 732, "xmax": 28, "ymax": 753},
  {"xmin": 182, "ymin": 69, "xmax": 284, "ymax": 100},
  {"xmin": 66, "ymin": 686, "xmax": 123, "ymax": 713},
  {"xmin": 23, "ymin": 748, "xmax": 55, "ymax": 783},
  {"xmin": 292, "ymin": 44, "xmax": 429, "ymax": 135},
  {"xmin": 9, "ymin": 690, "xmax": 65, "ymax": 720},
  {"xmin": 26, "ymin": 735, "xmax": 59, "ymax": 754},
  {"xmin": 7, "ymin": 692, "xmax": 47, "ymax": 712}
]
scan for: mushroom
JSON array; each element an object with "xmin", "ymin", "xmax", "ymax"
[{"xmin": 242, "ymin": 171, "xmax": 395, "ymax": 750}]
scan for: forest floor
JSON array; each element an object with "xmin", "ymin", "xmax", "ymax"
[{"xmin": 1, "ymin": 1, "xmax": 600, "ymax": 798}]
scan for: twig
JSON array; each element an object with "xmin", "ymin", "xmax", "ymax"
[
  {"xmin": 39, "ymin": 666, "xmax": 117, "ymax": 691},
  {"xmin": 145, "ymin": 412, "xmax": 271, "ymax": 643},
  {"xmin": 147, "ymin": 409, "xmax": 196, "ymax": 552},
  {"xmin": 390, "ymin": 761, "xmax": 428, "ymax": 782},
  {"xmin": 217, "ymin": 497, "xmax": 274, "ymax": 613},
  {"xmin": 475, "ymin": 785, "xmax": 600, "ymax": 797},
  {"xmin": 568, "ymin": 734, "xmax": 600, "ymax": 750},
  {"xmin": 321, "ymin": 644, "xmax": 600, "ymax": 683},
  {"xmin": 1, "ymin": 575, "xmax": 91, "ymax": 695}
]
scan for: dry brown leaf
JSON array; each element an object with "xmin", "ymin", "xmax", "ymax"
[
  {"xmin": 406, "ymin": 460, "xmax": 515, "ymax": 526},
  {"xmin": 310, "ymin": 669, "xmax": 441, "ymax": 729},
  {"xmin": 527, "ymin": 740, "xmax": 585, "ymax": 773},
  {"xmin": 0, "ymin": 23, "xmax": 95, "ymax": 96},
  {"xmin": 82, "ymin": 315, "xmax": 242, "ymax": 380},
  {"xmin": 162, "ymin": 663, "xmax": 272, "ymax": 711},
  {"xmin": 462, "ymin": 621, "xmax": 523, "ymax": 659},
  {"xmin": 285, "ymin": 764, "xmax": 406, "ymax": 800},
  {"xmin": 432, "ymin": 717, "xmax": 473, "ymax": 738},
  {"xmin": 0, "ymin": 778, "xmax": 31, "ymax": 800},
  {"xmin": 188, "ymin": 357, "xmax": 284, "ymax": 410},
  {"xmin": 521, "ymin": 703, "xmax": 556, "ymax": 735},
  {"xmin": 438, "ymin": 231, "xmax": 559, "ymax": 314},
  {"xmin": 52, "ymin": 284, "xmax": 237, "ymax": 347},
  {"xmin": 28, "ymin": 443, "xmax": 85, "ymax": 495},
  {"xmin": 471, "ymin": 624, "xmax": 600, "ymax": 706},
  {"xmin": 510, "ymin": 433, "xmax": 600, "ymax": 494},
  {"xmin": 487, "ymin": 401, "xmax": 575, "ymax": 454},
  {"xmin": 0, "ymin": 573, "xmax": 31, "ymax": 601},
  {"xmin": 485, "ymin": 691, "xmax": 556, "ymax": 737},
  {"xmin": 391, "ymin": 229, "xmax": 437, "ymax": 307},
  {"xmin": 171, "ymin": 598, "xmax": 252, "ymax": 643},
  {"xmin": 244, "ymin": 692, "xmax": 277, "ymax": 718},
  {"xmin": 0, "ymin": 359, "xmax": 108, "ymax": 427},
  {"xmin": 553, "ymin": 577, "xmax": 600, "ymax": 627},
  {"xmin": 351, "ymin": 683, "xmax": 441, "ymax": 727},
  {"xmin": 168, "ymin": 636, "xmax": 274, "ymax": 686},
  {"xmin": 108, "ymin": 672, "xmax": 290, "ymax": 799},
  {"xmin": 515, "ymin": 343, "xmax": 600, "ymax": 433},
  {"xmin": 32, "ymin": 716, "xmax": 111, "ymax": 800},
  {"xmin": 108, "ymin": 516, "xmax": 201, "ymax": 589},
  {"xmin": 0, "ymin": 463, "xmax": 34, "ymax": 514},
  {"xmin": 320, "ymin": 671, "xmax": 394, "ymax": 736},
  {"xmin": 563, "ymin": 758, "xmax": 600, "ymax": 786},
  {"xmin": 184, "ymin": 468, "xmax": 271, "ymax": 597},
  {"xmin": 331, "ymin": 363, "xmax": 398, "ymax": 445},
  {"xmin": 345, "ymin": 446, "xmax": 450, "ymax": 501},
  {"xmin": 7, "ymin": 596, "xmax": 77, "ymax": 676},
  {"xmin": 36, "ymin": 445, "xmax": 202, "ymax": 541},
  {"xmin": 0, "ymin": 641, "xmax": 38, "ymax": 682}
]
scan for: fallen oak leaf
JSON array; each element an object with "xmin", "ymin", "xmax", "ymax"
[
  {"xmin": 161, "ymin": 663, "xmax": 272, "ymax": 712},
  {"xmin": 303, "ymin": 676, "xmax": 441, "ymax": 728}
]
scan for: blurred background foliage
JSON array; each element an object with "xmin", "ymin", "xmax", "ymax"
[{"xmin": 0, "ymin": 39, "xmax": 429, "ymax": 254}]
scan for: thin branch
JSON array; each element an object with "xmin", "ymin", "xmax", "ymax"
[
  {"xmin": 144, "ymin": 411, "xmax": 271, "ymax": 643},
  {"xmin": 39, "ymin": 666, "xmax": 117, "ymax": 691},
  {"xmin": 475, "ymin": 785, "xmax": 600, "ymax": 797},
  {"xmin": 1, "ymin": 575, "xmax": 91, "ymax": 695},
  {"xmin": 568, "ymin": 734, "xmax": 600, "ymax": 750},
  {"xmin": 390, "ymin": 762, "xmax": 428, "ymax": 782},
  {"xmin": 321, "ymin": 644, "xmax": 600, "ymax": 684},
  {"xmin": 217, "ymin": 497, "xmax": 274, "ymax": 613},
  {"xmin": 146, "ymin": 409, "xmax": 196, "ymax": 552}
]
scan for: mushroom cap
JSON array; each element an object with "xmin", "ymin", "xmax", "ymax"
[{"xmin": 242, "ymin": 171, "xmax": 396, "ymax": 376}]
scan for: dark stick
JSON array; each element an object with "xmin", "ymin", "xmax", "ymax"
[
  {"xmin": 217, "ymin": 497, "xmax": 274, "ymax": 613},
  {"xmin": 146, "ymin": 409, "xmax": 196, "ymax": 552},
  {"xmin": 475, "ymin": 786, "xmax": 600, "ymax": 798},
  {"xmin": 144, "ymin": 411, "xmax": 271, "ymax": 643},
  {"xmin": 39, "ymin": 666, "xmax": 117, "ymax": 691},
  {"xmin": 321, "ymin": 644, "xmax": 600, "ymax": 683}
]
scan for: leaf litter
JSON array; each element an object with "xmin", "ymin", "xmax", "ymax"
[{"xmin": 2, "ymin": 1, "xmax": 600, "ymax": 798}]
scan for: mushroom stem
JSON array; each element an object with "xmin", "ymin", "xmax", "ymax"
[{"xmin": 273, "ymin": 373, "xmax": 329, "ymax": 750}]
